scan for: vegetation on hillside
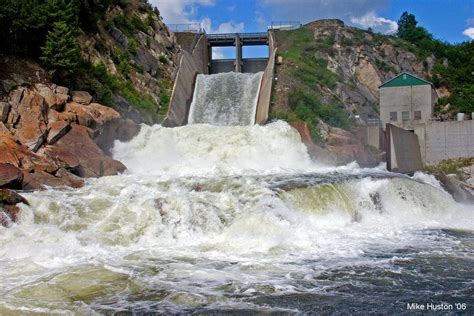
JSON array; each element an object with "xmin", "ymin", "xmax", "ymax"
[
  {"xmin": 0, "ymin": 0, "xmax": 170, "ymax": 121},
  {"xmin": 396, "ymin": 12, "xmax": 474, "ymax": 115},
  {"xmin": 424, "ymin": 158, "xmax": 474, "ymax": 181},
  {"xmin": 272, "ymin": 27, "xmax": 351, "ymax": 145}
]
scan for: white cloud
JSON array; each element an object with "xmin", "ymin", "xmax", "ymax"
[
  {"xmin": 150, "ymin": 0, "xmax": 215, "ymax": 24},
  {"xmin": 463, "ymin": 27, "xmax": 474, "ymax": 39},
  {"xmin": 257, "ymin": 0, "xmax": 390, "ymax": 24},
  {"xmin": 350, "ymin": 11, "xmax": 398, "ymax": 34}
]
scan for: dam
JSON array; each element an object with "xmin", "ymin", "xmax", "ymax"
[{"xmin": 162, "ymin": 30, "xmax": 276, "ymax": 127}]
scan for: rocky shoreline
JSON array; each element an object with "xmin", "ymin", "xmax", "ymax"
[{"xmin": 0, "ymin": 84, "xmax": 141, "ymax": 225}]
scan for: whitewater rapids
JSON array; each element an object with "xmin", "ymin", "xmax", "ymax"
[{"xmin": 0, "ymin": 122, "xmax": 473, "ymax": 314}]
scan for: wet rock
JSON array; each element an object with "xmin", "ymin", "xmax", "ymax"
[
  {"xmin": 0, "ymin": 188, "xmax": 29, "ymax": 227},
  {"xmin": 0, "ymin": 102, "xmax": 10, "ymax": 122},
  {"xmin": 45, "ymin": 124, "xmax": 126, "ymax": 177},
  {"xmin": 434, "ymin": 172, "xmax": 474, "ymax": 204},
  {"xmin": 47, "ymin": 121, "xmax": 71, "ymax": 145},
  {"xmin": 72, "ymin": 90, "xmax": 92, "ymax": 105},
  {"xmin": 0, "ymin": 163, "xmax": 24, "ymax": 189},
  {"xmin": 93, "ymin": 118, "xmax": 140, "ymax": 154}
]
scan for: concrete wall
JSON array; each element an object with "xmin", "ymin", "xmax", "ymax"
[
  {"xmin": 162, "ymin": 35, "xmax": 208, "ymax": 127},
  {"xmin": 424, "ymin": 120, "xmax": 474, "ymax": 164},
  {"xmin": 210, "ymin": 59, "xmax": 268, "ymax": 74},
  {"xmin": 242, "ymin": 58, "xmax": 268, "ymax": 73},
  {"xmin": 255, "ymin": 32, "xmax": 275, "ymax": 125},
  {"xmin": 210, "ymin": 60, "xmax": 235, "ymax": 74},
  {"xmin": 380, "ymin": 85, "xmax": 435, "ymax": 129},
  {"xmin": 387, "ymin": 124, "xmax": 423, "ymax": 174}
]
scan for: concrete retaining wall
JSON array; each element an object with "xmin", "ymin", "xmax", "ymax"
[
  {"xmin": 162, "ymin": 34, "xmax": 208, "ymax": 127},
  {"xmin": 424, "ymin": 120, "xmax": 474, "ymax": 164},
  {"xmin": 387, "ymin": 124, "xmax": 423, "ymax": 174},
  {"xmin": 255, "ymin": 32, "xmax": 275, "ymax": 125}
]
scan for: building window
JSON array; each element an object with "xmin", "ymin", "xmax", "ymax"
[
  {"xmin": 414, "ymin": 111, "xmax": 422, "ymax": 120},
  {"xmin": 402, "ymin": 111, "xmax": 410, "ymax": 121},
  {"xmin": 390, "ymin": 111, "xmax": 398, "ymax": 121}
]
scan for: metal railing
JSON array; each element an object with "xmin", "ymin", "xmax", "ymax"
[
  {"xmin": 167, "ymin": 23, "xmax": 203, "ymax": 33},
  {"xmin": 269, "ymin": 21, "xmax": 301, "ymax": 30}
]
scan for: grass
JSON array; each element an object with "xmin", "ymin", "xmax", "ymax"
[{"xmin": 424, "ymin": 158, "xmax": 474, "ymax": 181}]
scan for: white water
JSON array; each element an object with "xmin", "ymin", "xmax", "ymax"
[
  {"xmin": 188, "ymin": 72, "xmax": 263, "ymax": 126},
  {"xmin": 1, "ymin": 122, "xmax": 473, "ymax": 313}
]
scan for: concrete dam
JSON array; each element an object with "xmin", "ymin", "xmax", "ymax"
[{"xmin": 162, "ymin": 31, "xmax": 276, "ymax": 127}]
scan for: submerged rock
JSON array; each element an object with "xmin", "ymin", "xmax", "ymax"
[{"xmin": 0, "ymin": 188, "xmax": 29, "ymax": 227}]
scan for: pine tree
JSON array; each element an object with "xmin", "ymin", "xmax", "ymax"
[{"xmin": 40, "ymin": 21, "xmax": 81, "ymax": 74}]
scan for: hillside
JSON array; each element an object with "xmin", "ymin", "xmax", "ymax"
[
  {"xmin": 0, "ymin": 0, "xmax": 180, "ymax": 124},
  {"xmin": 271, "ymin": 19, "xmax": 472, "ymax": 164}
]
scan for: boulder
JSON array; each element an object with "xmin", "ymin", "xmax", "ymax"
[
  {"xmin": 66, "ymin": 102, "xmax": 95, "ymax": 127},
  {"xmin": 22, "ymin": 168, "xmax": 84, "ymax": 190},
  {"xmin": 45, "ymin": 124, "xmax": 126, "ymax": 178},
  {"xmin": 0, "ymin": 189, "xmax": 29, "ymax": 227},
  {"xmin": 35, "ymin": 83, "xmax": 68, "ymax": 111},
  {"xmin": 72, "ymin": 90, "xmax": 92, "ymax": 105},
  {"xmin": 0, "ymin": 163, "xmax": 23, "ymax": 189},
  {"xmin": 434, "ymin": 172, "xmax": 474, "ymax": 204},
  {"xmin": 0, "ymin": 102, "xmax": 10, "ymax": 122},
  {"xmin": 93, "ymin": 118, "xmax": 140, "ymax": 154},
  {"xmin": 47, "ymin": 121, "xmax": 71, "ymax": 145},
  {"xmin": 0, "ymin": 130, "xmax": 57, "ymax": 173},
  {"xmin": 48, "ymin": 109, "xmax": 77, "ymax": 124},
  {"xmin": 11, "ymin": 89, "xmax": 49, "ymax": 147}
]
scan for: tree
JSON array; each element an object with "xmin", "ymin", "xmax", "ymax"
[
  {"xmin": 40, "ymin": 21, "xmax": 81, "ymax": 74},
  {"xmin": 397, "ymin": 11, "xmax": 432, "ymax": 43},
  {"xmin": 397, "ymin": 11, "xmax": 417, "ymax": 39}
]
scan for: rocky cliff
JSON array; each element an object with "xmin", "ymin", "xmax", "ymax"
[{"xmin": 271, "ymin": 19, "xmax": 443, "ymax": 165}]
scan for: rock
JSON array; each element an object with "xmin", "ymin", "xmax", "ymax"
[
  {"xmin": 45, "ymin": 124, "xmax": 126, "ymax": 178},
  {"xmin": 0, "ymin": 163, "xmax": 24, "ymax": 189},
  {"xmin": 35, "ymin": 83, "xmax": 68, "ymax": 111},
  {"xmin": 54, "ymin": 85, "xmax": 69, "ymax": 95},
  {"xmin": 11, "ymin": 89, "xmax": 49, "ymax": 147},
  {"xmin": 434, "ymin": 172, "xmax": 474, "ymax": 204},
  {"xmin": 0, "ymin": 188, "xmax": 29, "ymax": 206},
  {"xmin": 31, "ymin": 128, "xmax": 50, "ymax": 153},
  {"xmin": 48, "ymin": 109, "xmax": 77, "ymax": 124},
  {"xmin": 47, "ymin": 121, "xmax": 71, "ymax": 145},
  {"xmin": 88, "ymin": 103, "xmax": 121, "ymax": 124},
  {"xmin": 66, "ymin": 102, "xmax": 95, "ymax": 127},
  {"xmin": 22, "ymin": 168, "xmax": 84, "ymax": 190},
  {"xmin": 93, "ymin": 118, "xmax": 140, "ymax": 154},
  {"xmin": 0, "ymin": 129, "xmax": 57, "ymax": 173},
  {"xmin": 0, "ymin": 188, "xmax": 29, "ymax": 227},
  {"xmin": 72, "ymin": 90, "xmax": 92, "ymax": 105},
  {"xmin": 0, "ymin": 102, "xmax": 10, "ymax": 122}
]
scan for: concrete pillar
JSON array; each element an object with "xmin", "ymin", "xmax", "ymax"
[
  {"xmin": 208, "ymin": 45, "xmax": 213, "ymax": 73},
  {"xmin": 235, "ymin": 35, "xmax": 242, "ymax": 72}
]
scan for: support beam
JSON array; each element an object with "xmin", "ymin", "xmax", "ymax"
[{"xmin": 235, "ymin": 35, "xmax": 242, "ymax": 73}]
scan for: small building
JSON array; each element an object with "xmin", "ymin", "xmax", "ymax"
[{"xmin": 379, "ymin": 72, "xmax": 437, "ymax": 130}]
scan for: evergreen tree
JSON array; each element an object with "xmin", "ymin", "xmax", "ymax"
[
  {"xmin": 40, "ymin": 21, "xmax": 81, "ymax": 74},
  {"xmin": 397, "ymin": 11, "xmax": 432, "ymax": 43}
]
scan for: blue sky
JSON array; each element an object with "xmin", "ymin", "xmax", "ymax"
[{"xmin": 151, "ymin": 0, "xmax": 474, "ymax": 57}]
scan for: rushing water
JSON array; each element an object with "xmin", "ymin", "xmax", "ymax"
[
  {"xmin": 188, "ymin": 72, "xmax": 263, "ymax": 126},
  {"xmin": 0, "ymin": 122, "xmax": 473, "ymax": 314}
]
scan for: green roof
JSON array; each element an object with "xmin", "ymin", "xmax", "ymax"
[{"xmin": 380, "ymin": 72, "xmax": 432, "ymax": 88}]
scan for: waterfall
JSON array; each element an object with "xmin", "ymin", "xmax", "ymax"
[{"xmin": 188, "ymin": 72, "xmax": 263, "ymax": 126}]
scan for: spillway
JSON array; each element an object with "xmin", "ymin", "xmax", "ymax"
[{"xmin": 188, "ymin": 72, "xmax": 263, "ymax": 126}]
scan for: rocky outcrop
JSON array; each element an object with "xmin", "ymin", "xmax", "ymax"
[
  {"xmin": 0, "ymin": 85, "xmax": 138, "ymax": 190},
  {"xmin": 290, "ymin": 120, "xmax": 379, "ymax": 167},
  {"xmin": 0, "ymin": 189, "xmax": 29, "ymax": 227},
  {"xmin": 434, "ymin": 172, "xmax": 474, "ymax": 204},
  {"xmin": 76, "ymin": 1, "xmax": 180, "ymax": 124}
]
